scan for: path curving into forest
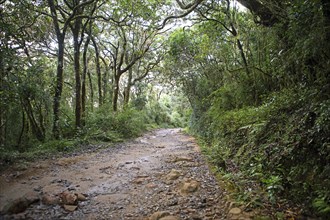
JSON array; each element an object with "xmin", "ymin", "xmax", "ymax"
[{"xmin": 0, "ymin": 129, "xmax": 252, "ymax": 220}]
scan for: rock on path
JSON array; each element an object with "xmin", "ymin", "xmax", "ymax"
[{"xmin": 0, "ymin": 128, "xmax": 248, "ymax": 219}]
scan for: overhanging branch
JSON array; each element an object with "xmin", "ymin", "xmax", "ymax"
[{"xmin": 158, "ymin": 0, "xmax": 204, "ymax": 30}]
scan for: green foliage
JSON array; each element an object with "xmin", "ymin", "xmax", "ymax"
[
  {"xmin": 0, "ymin": 139, "xmax": 77, "ymax": 168},
  {"xmin": 84, "ymin": 105, "xmax": 147, "ymax": 141},
  {"xmin": 163, "ymin": 1, "xmax": 330, "ymax": 217},
  {"xmin": 137, "ymin": 85, "xmax": 191, "ymax": 128},
  {"xmin": 312, "ymin": 196, "xmax": 330, "ymax": 217},
  {"xmin": 196, "ymin": 86, "xmax": 330, "ymax": 215}
]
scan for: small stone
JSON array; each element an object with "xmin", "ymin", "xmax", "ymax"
[
  {"xmin": 190, "ymin": 215, "xmax": 203, "ymax": 220},
  {"xmin": 63, "ymin": 204, "xmax": 77, "ymax": 212},
  {"xmin": 68, "ymin": 185, "xmax": 76, "ymax": 191},
  {"xmin": 29, "ymin": 176, "xmax": 39, "ymax": 180},
  {"xmin": 60, "ymin": 191, "xmax": 78, "ymax": 205},
  {"xmin": 132, "ymin": 178, "xmax": 145, "ymax": 184},
  {"xmin": 180, "ymin": 180, "xmax": 199, "ymax": 194},
  {"xmin": 24, "ymin": 192, "xmax": 39, "ymax": 203},
  {"xmin": 149, "ymin": 211, "xmax": 170, "ymax": 220},
  {"xmin": 187, "ymin": 208, "xmax": 197, "ymax": 213},
  {"xmin": 166, "ymin": 169, "xmax": 181, "ymax": 180},
  {"xmin": 42, "ymin": 193, "xmax": 60, "ymax": 205},
  {"xmin": 229, "ymin": 207, "xmax": 242, "ymax": 215},
  {"xmin": 33, "ymin": 185, "xmax": 42, "ymax": 192},
  {"xmin": 166, "ymin": 198, "xmax": 178, "ymax": 206},
  {"xmin": 146, "ymin": 183, "xmax": 157, "ymax": 189},
  {"xmin": 174, "ymin": 156, "xmax": 193, "ymax": 162},
  {"xmin": 132, "ymin": 175, "xmax": 149, "ymax": 184},
  {"xmin": 160, "ymin": 216, "xmax": 181, "ymax": 220},
  {"xmin": 76, "ymin": 193, "xmax": 87, "ymax": 201}
]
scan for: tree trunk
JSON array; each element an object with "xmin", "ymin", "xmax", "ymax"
[
  {"xmin": 237, "ymin": 0, "xmax": 277, "ymax": 26},
  {"xmin": 72, "ymin": 15, "xmax": 83, "ymax": 129},
  {"xmin": 48, "ymin": 0, "xmax": 67, "ymax": 139},
  {"xmin": 74, "ymin": 37, "xmax": 82, "ymax": 129},
  {"xmin": 102, "ymin": 60, "xmax": 108, "ymax": 104},
  {"xmin": 88, "ymin": 70, "xmax": 94, "ymax": 111},
  {"xmin": 124, "ymin": 68, "xmax": 133, "ymax": 107},
  {"xmin": 236, "ymin": 39, "xmax": 250, "ymax": 76},
  {"xmin": 0, "ymin": 50, "xmax": 5, "ymax": 146},
  {"xmin": 22, "ymin": 98, "xmax": 45, "ymax": 141},
  {"xmin": 101, "ymin": 57, "xmax": 111, "ymax": 104},
  {"xmin": 18, "ymin": 107, "xmax": 25, "ymax": 147},
  {"xmin": 53, "ymin": 35, "xmax": 65, "ymax": 139},
  {"xmin": 113, "ymin": 75, "xmax": 120, "ymax": 112},
  {"xmin": 322, "ymin": 0, "xmax": 330, "ymax": 55},
  {"xmin": 91, "ymin": 37, "xmax": 102, "ymax": 107},
  {"xmin": 82, "ymin": 35, "xmax": 90, "ymax": 126},
  {"xmin": 38, "ymin": 104, "xmax": 46, "ymax": 138}
]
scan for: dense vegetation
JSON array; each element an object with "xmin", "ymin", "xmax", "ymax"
[
  {"xmin": 0, "ymin": 0, "xmax": 190, "ymax": 163},
  {"xmin": 1, "ymin": 0, "xmax": 329, "ymax": 218},
  {"xmin": 164, "ymin": 0, "xmax": 330, "ymax": 218}
]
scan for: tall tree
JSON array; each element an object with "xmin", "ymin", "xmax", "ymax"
[
  {"xmin": 47, "ymin": 0, "xmax": 70, "ymax": 139},
  {"xmin": 47, "ymin": 0, "xmax": 97, "ymax": 135},
  {"xmin": 68, "ymin": 0, "xmax": 97, "ymax": 129}
]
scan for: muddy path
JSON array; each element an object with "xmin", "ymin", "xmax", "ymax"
[{"xmin": 0, "ymin": 129, "xmax": 250, "ymax": 220}]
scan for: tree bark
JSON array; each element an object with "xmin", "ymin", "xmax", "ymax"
[
  {"xmin": 53, "ymin": 35, "xmax": 65, "ymax": 139},
  {"xmin": 0, "ymin": 49, "xmax": 5, "ymax": 146},
  {"xmin": 48, "ymin": 0, "xmax": 67, "ymax": 139},
  {"xmin": 322, "ymin": 0, "xmax": 330, "ymax": 54},
  {"xmin": 71, "ymin": 7, "xmax": 83, "ymax": 129},
  {"xmin": 18, "ymin": 107, "xmax": 25, "ymax": 147},
  {"xmin": 73, "ymin": 35, "xmax": 82, "ymax": 129},
  {"xmin": 91, "ymin": 37, "xmax": 103, "ymax": 106},
  {"xmin": 21, "ymin": 98, "xmax": 45, "ymax": 141},
  {"xmin": 237, "ymin": 0, "xmax": 278, "ymax": 26},
  {"xmin": 82, "ymin": 35, "xmax": 90, "ymax": 126},
  {"xmin": 101, "ymin": 57, "xmax": 109, "ymax": 104},
  {"xmin": 88, "ymin": 70, "xmax": 94, "ymax": 111},
  {"xmin": 123, "ymin": 68, "xmax": 133, "ymax": 107},
  {"xmin": 113, "ymin": 75, "xmax": 120, "ymax": 112}
]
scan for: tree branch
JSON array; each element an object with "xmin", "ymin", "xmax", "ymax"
[{"xmin": 158, "ymin": 0, "xmax": 203, "ymax": 30}]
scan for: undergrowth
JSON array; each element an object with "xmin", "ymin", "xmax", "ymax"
[
  {"xmin": 195, "ymin": 86, "xmax": 330, "ymax": 218},
  {"xmin": 0, "ymin": 107, "xmax": 148, "ymax": 168},
  {"xmin": 0, "ymin": 105, "xmax": 189, "ymax": 169}
]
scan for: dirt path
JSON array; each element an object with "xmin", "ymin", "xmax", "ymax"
[{"xmin": 0, "ymin": 129, "xmax": 250, "ymax": 220}]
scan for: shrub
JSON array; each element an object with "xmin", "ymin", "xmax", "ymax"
[
  {"xmin": 195, "ymin": 86, "xmax": 330, "ymax": 216},
  {"xmin": 84, "ymin": 106, "xmax": 147, "ymax": 141}
]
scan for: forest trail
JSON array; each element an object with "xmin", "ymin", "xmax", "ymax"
[{"xmin": 0, "ymin": 129, "xmax": 251, "ymax": 220}]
